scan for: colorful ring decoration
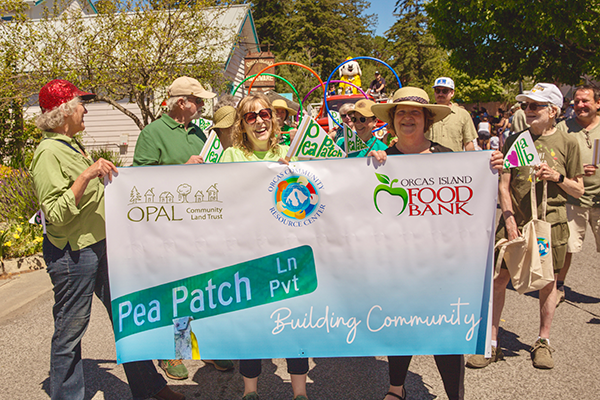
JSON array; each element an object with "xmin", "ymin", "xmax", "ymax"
[
  {"xmin": 299, "ymin": 80, "xmax": 368, "ymax": 119},
  {"xmin": 231, "ymin": 73, "xmax": 304, "ymax": 126},
  {"xmin": 247, "ymin": 62, "xmax": 326, "ymax": 119},
  {"xmin": 325, "ymin": 57, "xmax": 401, "ymax": 130}
]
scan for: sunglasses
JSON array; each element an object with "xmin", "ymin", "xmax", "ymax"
[
  {"xmin": 341, "ymin": 114, "xmax": 349, "ymax": 119},
  {"xmin": 243, "ymin": 108, "xmax": 272, "ymax": 124},
  {"xmin": 351, "ymin": 116, "xmax": 372, "ymax": 123},
  {"xmin": 187, "ymin": 97, "xmax": 204, "ymax": 105},
  {"xmin": 434, "ymin": 88, "xmax": 451, "ymax": 95},
  {"xmin": 523, "ymin": 102, "xmax": 549, "ymax": 111}
]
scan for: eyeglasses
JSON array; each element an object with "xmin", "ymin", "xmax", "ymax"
[
  {"xmin": 434, "ymin": 88, "xmax": 451, "ymax": 95},
  {"xmin": 243, "ymin": 108, "xmax": 272, "ymax": 124},
  {"xmin": 351, "ymin": 116, "xmax": 372, "ymax": 123},
  {"xmin": 187, "ymin": 97, "xmax": 204, "ymax": 105},
  {"xmin": 584, "ymin": 130, "xmax": 592, "ymax": 148},
  {"xmin": 341, "ymin": 114, "xmax": 349, "ymax": 119},
  {"xmin": 523, "ymin": 102, "xmax": 550, "ymax": 111}
]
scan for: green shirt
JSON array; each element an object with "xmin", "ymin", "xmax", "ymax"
[
  {"xmin": 133, "ymin": 114, "xmax": 207, "ymax": 166},
  {"xmin": 501, "ymin": 129, "xmax": 583, "ymax": 226},
  {"xmin": 336, "ymin": 135, "xmax": 388, "ymax": 158},
  {"xmin": 220, "ymin": 145, "xmax": 292, "ymax": 162},
  {"xmin": 30, "ymin": 132, "xmax": 106, "ymax": 251},
  {"xmin": 426, "ymin": 104, "xmax": 477, "ymax": 152},
  {"xmin": 557, "ymin": 118, "xmax": 600, "ymax": 208}
]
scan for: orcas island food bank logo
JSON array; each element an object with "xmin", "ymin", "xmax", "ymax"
[
  {"xmin": 373, "ymin": 173, "xmax": 475, "ymax": 217},
  {"xmin": 268, "ymin": 168, "xmax": 326, "ymax": 227}
]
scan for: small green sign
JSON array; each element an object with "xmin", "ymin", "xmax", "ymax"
[{"xmin": 112, "ymin": 246, "xmax": 317, "ymax": 341}]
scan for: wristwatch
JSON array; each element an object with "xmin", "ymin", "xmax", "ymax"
[{"xmin": 557, "ymin": 173, "xmax": 565, "ymax": 183}]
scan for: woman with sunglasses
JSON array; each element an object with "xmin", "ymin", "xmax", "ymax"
[
  {"xmin": 466, "ymin": 83, "xmax": 584, "ymax": 371},
  {"xmin": 335, "ymin": 99, "xmax": 387, "ymax": 157},
  {"xmin": 219, "ymin": 94, "xmax": 307, "ymax": 400}
]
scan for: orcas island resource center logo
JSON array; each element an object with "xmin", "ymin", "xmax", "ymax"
[
  {"xmin": 373, "ymin": 173, "xmax": 475, "ymax": 216},
  {"xmin": 268, "ymin": 168, "xmax": 326, "ymax": 227}
]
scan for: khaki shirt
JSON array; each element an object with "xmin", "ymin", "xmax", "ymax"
[
  {"xmin": 30, "ymin": 132, "xmax": 106, "ymax": 251},
  {"xmin": 426, "ymin": 104, "xmax": 477, "ymax": 152},
  {"xmin": 557, "ymin": 118, "xmax": 600, "ymax": 208}
]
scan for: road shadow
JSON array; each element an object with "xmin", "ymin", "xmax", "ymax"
[
  {"xmin": 497, "ymin": 328, "xmax": 531, "ymax": 357},
  {"xmin": 41, "ymin": 358, "xmax": 133, "ymax": 400}
]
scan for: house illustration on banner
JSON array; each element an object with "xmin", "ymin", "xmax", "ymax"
[
  {"xmin": 159, "ymin": 191, "xmax": 174, "ymax": 203},
  {"xmin": 145, "ymin": 188, "xmax": 155, "ymax": 203},
  {"xmin": 207, "ymin": 184, "xmax": 219, "ymax": 201},
  {"xmin": 195, "ymin": 190, "xmax": 204, "ymax": 202}
]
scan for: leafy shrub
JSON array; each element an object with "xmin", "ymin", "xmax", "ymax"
[
  {"xmin": 89, "ymin": 148, "xmax": 125, "ymax": 167},
  {"xmin": 0, "ymin": 221, "xmax": 43, "ymax": 260},
  {"xmin": 0, "ymin": 168, "xmax": 40, "ymax": 223}
]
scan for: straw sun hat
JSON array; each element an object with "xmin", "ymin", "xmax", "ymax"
[
  {"xmin": 371, "ymin": 87, "xmax": 451, "ymax": 125},
  {"xmin": 213, "ymin": 106, "xmax": 236, "ymax": 129},
  {"xmin": 272, "ymin": 99, "xmax": 296, "ymax": 114}
]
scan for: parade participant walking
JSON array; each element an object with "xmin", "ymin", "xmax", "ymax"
[
  {"xmin": 555, "ymin": 85, "xmax": 600, "ymax": 305},
  {"xmin": 30, "ymin": 79, "xmax": 184, "ymax": 400},
  {"xmin": 466, "ymin": 83, "xmax": 584, "ymax": 370},
  {"xmin": 219, "ymin": 94, "xmax": 307, "ymax": 400},
  {"xmin": 426, "ymin": 77, "xmax": 477, "ymax": 151},
  {"xmin": 335, "ymin": 99, "xmax": 387, "ymax": 157},
  {"xmin": 370, "ymin": 87, "xmax": 464, "ymax": 400},
  {"xmin": 133, "ymin": 76, "xmax": 233, "ymax": 380},
  {"xmin": 272, "ymin": 99, "xmax": 297, "ymax": 146}
]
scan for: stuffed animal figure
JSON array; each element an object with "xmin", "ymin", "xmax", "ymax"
[{"xmin": 338, "ymin": 57, "xmax": 362, "ymax": 95}]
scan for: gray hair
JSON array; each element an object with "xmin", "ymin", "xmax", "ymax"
[
  {"xmin": 215, "ymin": 94, "xmax": 237, "ymax": 110},
  {"xmin": 338, "ymin": 102, "xmax": 355, "ymax": 115},
  {"xmin": 36, "ymin": 97, "xmax": 81, "ymax": 131},
  {"xmin": 165, "ymin": 96, "xmax": 187, "ymax": 112}
]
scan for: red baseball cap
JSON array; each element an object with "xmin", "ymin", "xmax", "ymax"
[{"xmin": 39, "ymin": 79, "xmax": 96, "ymax": 113}]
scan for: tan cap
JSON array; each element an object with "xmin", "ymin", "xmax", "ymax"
[
  {"xmin": 349, "ymin": 99, "xmax": 376, "ymax": 118},
  {"xmin": 272, "ymin": 99, "xmax": 295, "ymax": 114},
  {"xmin": 213, "ymin": 106, "xmax": 236, "ymax": 129},
  {"xmin": 168, "ymin": 76, "xmax": 216, "ymax": 99}
]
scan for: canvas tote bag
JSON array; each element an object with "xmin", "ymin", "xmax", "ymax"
[{"xmin": 495, "ymin": 176, "xmax": 554, "ymax": 294}]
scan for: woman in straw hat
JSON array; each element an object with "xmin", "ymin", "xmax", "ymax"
[
  {"xmin": 212, "ymin": 105, "xmax": 237, "ymax": 150},
  {"xmin": 272, "ymin": 98, "xmax": 298, "ymax": 145},
  {"xmin": 370, "ymin": 87, "xmax": 504, "ymax": 400}
]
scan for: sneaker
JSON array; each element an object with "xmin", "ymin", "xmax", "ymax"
[
  {"xmin": 204, "ymin": 359, "xmax": 234, "ymax": 371},
  {"xmin": 556, "ymin": 287, "xmax": 566, "ymax": 307},
  {"xmin": 153, "ymin": 385, "xmax": 186, "ymax": 400},
  {"xmin": 465, "ymin": 346, "xmax": 504, "ymax": 368},
  {"xmin": 531, "ymin": 338, "xmax": 554, "ymax": 369},
  {"xmin": 158, "ymin": 359, "xmax": 189, "ymax": 380},
  {"xmin": 242, "ymin": 392, "xmax": 259, "ymax": 400}
]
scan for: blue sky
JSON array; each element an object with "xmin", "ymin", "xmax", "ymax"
[{"xmin": 367, "ymin": 0, "xmax": 398, "ymax": 37}]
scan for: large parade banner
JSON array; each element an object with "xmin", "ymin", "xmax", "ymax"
[{"xmin": 105, "ymin": 151, "xmax": 498, "ymax": 364}]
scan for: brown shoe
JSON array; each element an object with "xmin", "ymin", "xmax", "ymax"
[
  {"xmin": 466, "ymin": 346, "xmax": 504, "ymax": 368},
  {"xmin": 154, "ymin": 385, "xmax": 185, "ymax": 400},
  {"xmin": 531, "ymin": 338, "xmax": 555, "ymax": 369}
]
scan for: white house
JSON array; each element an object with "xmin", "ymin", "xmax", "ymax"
[{"xmin": 20, "ymin": 2, "xmax": 260, "ymax": 165}]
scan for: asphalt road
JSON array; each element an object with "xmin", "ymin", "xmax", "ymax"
[{"xmin": 1, "ymin": 226, "xmax": 599, "ymax": 400}]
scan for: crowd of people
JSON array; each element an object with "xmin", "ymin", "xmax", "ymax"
[{"xmin": 28, "ymin": 73, "xmax": 599, "ymax": 400}]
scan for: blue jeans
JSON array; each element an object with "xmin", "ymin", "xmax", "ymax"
[{"xmin": 44, "ymin": 237, "xmax": 167, "ymax": 400}]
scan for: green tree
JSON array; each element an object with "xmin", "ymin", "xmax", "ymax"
[
  {"xmin": 426, "ymin": 0, "xmax": 600, "ymax": 85},
  {"xmin": 7, "ymin": 0, "xmax": 231, "ymax": 130},
  {"xmin": 247, "ymin": 0, "xmax": 375, "ymax": 103},
  {"xmin": 383, "ymin": 0, "xmax": 448, "ymax": 90}
]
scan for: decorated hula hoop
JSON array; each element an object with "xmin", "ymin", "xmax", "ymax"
[
  {"xmin": 299, "ymin": 80, "xmax": 368, "ymax": 119},
  {"xmin": 247, "ymin": 62, "xmax": 326, "ymax": 118},
  {"xmin": 231, "ymin": 73, "xmax": 304, "ymax": 126},
  {"xmin": 325, "ymin": 57, "xmax": 401, "ymax": 130}
]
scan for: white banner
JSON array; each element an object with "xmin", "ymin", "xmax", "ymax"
[{"xmin": 105, "ymin": 152, "xmax": 498, "ymax": 363}]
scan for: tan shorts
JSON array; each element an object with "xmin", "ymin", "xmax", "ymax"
[{"xmin": 567, "ymin": 204, "xmax": 600, "ymax": 253}]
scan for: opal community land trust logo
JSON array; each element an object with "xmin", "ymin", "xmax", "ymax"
[
  {"xmin": 373, "ymin": 173, "xmax": 475, "ymax": 217},
  {"xmin": 268, "ymin": 167, "xmax": 326, "ymax": 227},
  {"xmin": 126, "ymin": 182, "xmax": 224, "ymax": 222}
]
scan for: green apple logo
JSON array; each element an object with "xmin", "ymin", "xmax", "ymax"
[{"xmin": 373, "ymin": 173, "xmax": 408, "ymax": 215}]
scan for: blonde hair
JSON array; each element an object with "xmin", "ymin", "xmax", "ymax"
[
  {"xmin": 36, "ymin": 97, "xmax": 81, "ymax": 131},
  {"xmin": 233, "ymin": 94, "xmax": 281, "ymax": 157}
]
